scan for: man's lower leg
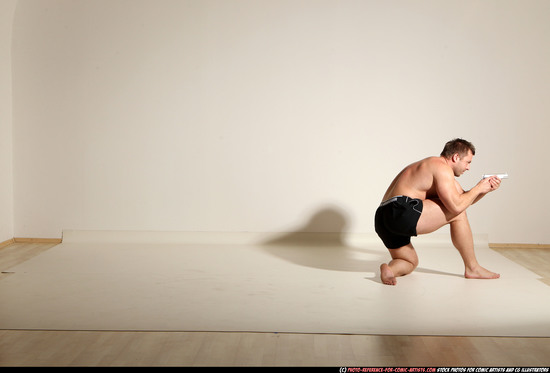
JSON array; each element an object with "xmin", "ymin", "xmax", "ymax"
[{"xmin": 450, "ymin": 214, "xmax": 500, "ymax": 279}]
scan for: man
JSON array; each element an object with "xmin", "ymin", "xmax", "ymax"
[{"xmin": 374, "ymin": 138, "xmax": 502, "ymax": 285}]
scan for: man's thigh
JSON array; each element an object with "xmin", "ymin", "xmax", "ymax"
[{"xmin": 416, "ymin": 198, "xmax": 456, "ymax": 235}]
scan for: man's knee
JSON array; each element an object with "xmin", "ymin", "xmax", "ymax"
[
  {"xmin": 403, "ymin": 255, "xmax": 419, "ymax": 275},
  {"xmin": 410, "ymin": 255, "xmax": 419, "ymax": 269}
]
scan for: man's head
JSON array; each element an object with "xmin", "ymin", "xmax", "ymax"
[
  {"xmin": 441, "ymin": 138, "xmax": 476, "ymax": 159},
  {"xmin": 441, "ymin": 138, "xmax": 476, "ymax": 176}
]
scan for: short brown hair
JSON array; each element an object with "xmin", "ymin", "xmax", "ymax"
[{"xmin": 440, "ymin": 138, "xmax": 476, "ymax": 159}]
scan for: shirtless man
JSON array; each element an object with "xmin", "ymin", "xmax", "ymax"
[{"xmin": 374, "ymin": 138, "xmax": 502, "ymax": 285}]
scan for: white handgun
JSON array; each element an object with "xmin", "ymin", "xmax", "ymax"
[{"xmin": 482, "ymin": 173, "xmax": 508, "ymax": 179}]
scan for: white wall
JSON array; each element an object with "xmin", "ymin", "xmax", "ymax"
[
  {"xmin": 0, "ymin": 0, "xmax": 17, "ymax": 243},
  {"xmin": 11, "ymin": 0, "xmax": 550, "ymax": 243}
]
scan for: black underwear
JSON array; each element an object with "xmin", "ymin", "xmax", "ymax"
[{"xmin": 374, "ymin": 196, "xmax": 423, "ymax": 249}]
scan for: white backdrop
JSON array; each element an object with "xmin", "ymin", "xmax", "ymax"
[
  {"xmin": 0, "ymin": 0, "xmax": 17, "ymax": 243},
  {"xmin": 10, "ymin": 0, "xmax": 550, "ymax": 243}
]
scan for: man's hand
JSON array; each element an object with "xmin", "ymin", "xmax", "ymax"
[{"xmin": 479, "ymin": 176, "xmax": 501, "ymax": 193}]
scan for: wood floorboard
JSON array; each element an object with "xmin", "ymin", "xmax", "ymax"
[{"xmin": 1, "ymin": 242, "xmax": 549, "ymax": 367}]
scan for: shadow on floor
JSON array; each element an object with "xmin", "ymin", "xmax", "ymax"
[
  {"xmin": 259, "ymin": 205, "xmax": 465, "ymax": 280},
  {"xmin": 260, "ymin": 205, "xmax": 384, "ymax": 273}
]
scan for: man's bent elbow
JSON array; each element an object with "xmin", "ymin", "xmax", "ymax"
[
  {"xmin": 447, "ymin": 205, "xmax": 466, "ymax": 218},
  {"xmin": 449, "ymin": 208, "xmax": 468, "ymax": 222}
]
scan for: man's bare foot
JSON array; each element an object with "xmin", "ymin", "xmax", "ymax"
[
  {"xmin": 465, "ymin": 265, "xmax": 500, "ymax": 279},
  {"xmin": 380, "ymin": 263, "xmax": 397, "ymax": 285}
]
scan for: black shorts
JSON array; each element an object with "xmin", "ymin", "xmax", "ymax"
[{"xmin": 374, "ymin": 196, "xmax": 423, "ymax": 249}]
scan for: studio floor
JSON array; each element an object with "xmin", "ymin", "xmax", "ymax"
[{"xmin": 1, "ymin": 231, "xmax": 550, "ymax": 366}]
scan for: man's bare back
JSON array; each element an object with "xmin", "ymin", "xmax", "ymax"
[
  {"xmin": 382, "ymin": 157, "xmax": 446, "ymax": 203},
  {"xmin": 375, "ymin": 139, "xmax": 502, "ymax": 285}
]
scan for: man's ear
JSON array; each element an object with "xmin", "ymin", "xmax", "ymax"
[{"xmin": 451, "ymin": 153, "xmax": 460, "ymax": 163}]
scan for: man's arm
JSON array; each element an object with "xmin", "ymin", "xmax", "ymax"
[
  {"xmin": 434, "ymin": 166, "xmax": 496, "ymax": 216},
  {"xmin": 472, "ymin": 177, "xmax": 502, "ymax": 204},
  {"xmin": 472, "ymin": 191, "xmax": 488, "ymax": 205}
]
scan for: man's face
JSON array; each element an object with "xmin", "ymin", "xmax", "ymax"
[{"xmin": 454, "ymin": 150, "xmax": 473, "ymax": 177}]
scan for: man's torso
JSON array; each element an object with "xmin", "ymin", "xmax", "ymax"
[{"xmin": 382, "ymin": 157, "xmax": 447, "ymax": 202}]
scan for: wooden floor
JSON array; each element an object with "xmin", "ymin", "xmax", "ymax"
[{"xmin": 1, "ymin": 242, "xmax": 549, "ymax": 367}]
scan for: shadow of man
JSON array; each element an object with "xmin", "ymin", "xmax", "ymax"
[{"xmin": 261, "ymin": 205, "xmax": 384, "ymax": 273}]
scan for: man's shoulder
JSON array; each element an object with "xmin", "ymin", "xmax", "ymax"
[
  {"xmin": 422, "ymin": 156, "xmax": 452, "ymax": 175},
  {"xmin": 419, "ymin": 156, "xmax": 444, "ymax": 167}
]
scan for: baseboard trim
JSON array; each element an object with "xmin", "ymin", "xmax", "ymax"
[
  {"xmin": 0, "ymin": 238, "xmax": 16, "ymax": 249},
  {"xmin": 13, "ymin": 237, "xmax": 63, "ymax": 244},
  {"xmin": 489, "ymin": 243, "xmax": 550, "ymax": 249}
]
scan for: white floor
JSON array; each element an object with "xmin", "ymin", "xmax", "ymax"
[{"xmin": 1, "ymin": 230, "xmax": 548, "ymax": 337}]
